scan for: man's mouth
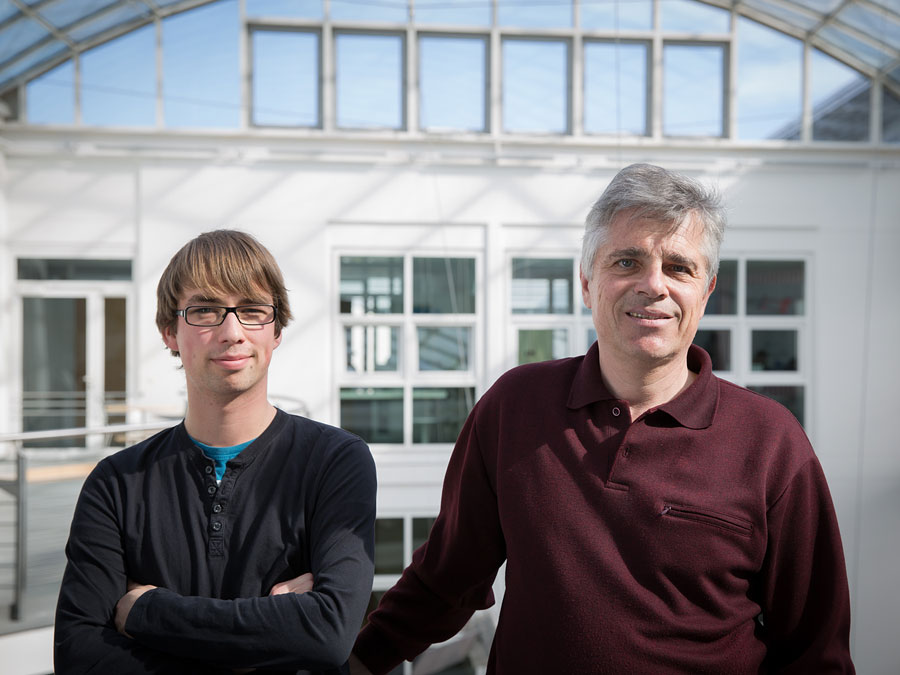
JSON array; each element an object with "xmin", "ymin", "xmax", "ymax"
[{"xmin": 627, "ymin": 311, "xmax": 671, "ymax": 320}]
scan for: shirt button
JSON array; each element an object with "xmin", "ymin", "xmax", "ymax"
[
  {"xmin": 207, "ymin": 485, "xmax": 217, "ymax": 496},
  {"xmin": 211, "ymin": 521, "xmax": 222, "ymax": 532},
  {"xmin": 612, "ymin": 406, "xmax": 621, "ymax": 417},
  {"xmin": 204, "ymin": 465, "xmax": 213, "ymax": 474},
  {"xmin": 212, "ymin": 504, "xmax": 222, "ymax": 514}
]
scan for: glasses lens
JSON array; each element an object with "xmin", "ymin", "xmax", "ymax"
[
  {"xmin": 186, "ymin": 306, "xmax": 226, "ymax": 325},
  {"xmin": 236, "ymin": 305, "xmax": 275, "ymax": 325}
]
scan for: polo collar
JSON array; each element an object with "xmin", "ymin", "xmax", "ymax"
[{"xmin": 567, "ymin": 342, "xmax": 718, "ymax": 430}]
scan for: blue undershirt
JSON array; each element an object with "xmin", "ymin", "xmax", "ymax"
[{"xmin": 191, "ymin": 437, "xmax": 255, "ymax": 482}]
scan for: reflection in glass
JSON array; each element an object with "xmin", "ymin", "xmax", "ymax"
[
  {"xmin": 17, "ymin": 259, "xmax": 133, "ymax": 281},
  {"xmin": 345, "ymin": 326, "xmax": 399, "ymax": 372},
  {"xmin": 706, "ymin": 259, "xmax": 737, "ymax": 315},
  {"xmin": 419, "ymin": 36, "xmax": 486, "ymax": 131},
  {"xmin": 582, "ymin": 0, "xmax": 651, "ymax": 30},
  {"xmin": 23, "ymin": 298, "xmax": 87, "ymax": 447},
  {"xmin": 512, "ymin": 258, "xmax": 573, "ymax": 314},
  {"xmin": 498, "ymin": 0, "xmax": 572, "ymax": 28},
  {"xmin": 246, "ymin": 0, "xmax": 322, "ymax": 18},
  {"xmin": 340, "ymin": 257, "xmax": 403, "ymax": 314},
  {"xmin": 82, "ymin": 25, "xmax": 155, "ymax": 126},
  {"xmin": 737, "ymin": 18, "xmax": 802, "ymax": 140},
  {"xmin": 661, "ymin": 0, "xmax": 729, "ymax": 33},
  {"xmin": 413, "ymin": 387, "xmax": 474, "ymax": 443},
  {"xmin": 811, "ymin": 49, "xmax": 869, "ymax": 141},
  {"xmin": 252, "ymin": 30, "xmax": 319, "ymax": 127},
  {"xmin": 413, "ymin": 258, "xmax": 476, "ymax": 314},
  {"xmin": 163, "ymin": 0, "xmax": 240, "ymax": 128},
  {"xmin": 418, "ymin": 327, "xmax": 470, "ymax": 371},
  {"xmin": 374, "ymin": 518, "xmax": 404, "ymax": 574},
  {"xmin": 27, "ymin": 60, "xmax": 75, "ymax": 125},
  {"xmin": 752, "ymin": 330, "xmax": 798, "ymax": 371},
  {"xmin": 502, "ymin": 39, "xmax": 569, "ymax": 133},
  {"xmin": 748, "ymin": 385, "xmax": 804, "ymax": 426},
  {"xmin": 746, "ymin": 260, "xmax": 804, "ymax": 315},
  {"xmin": 415, "ymin": 0, "xmax": 490, "ymax": 25},
  {"xmin": 518, "ymin": 329, "xmax": 568, "ymax": 365},
  {"xmin": 884, "ymin": 86, "xmax": 900, "ymax": 143},
  {"xmin": 336, "ymin": 33, "xmax": 403, "ymax": 129},
  {"xmin": 104, "ymin": 298, "xmax": 128, "ymax": 430},
  {"xmin": 340, "ymin": 388, "xmax": 403, "ymax": 443},
  {"xmin": 331, "ymin": 0, "xmax": 406, "ymax": 22},
  {"xmin": 413, "ymin": 516, "xmax": 436, "ymax": 551},
  {"xmin": 664, "ymin": 44, "xmax": 724, "ymax": 137},
  {"xmin": 584, "ymin": 42, "xmax": 647, "ymax": 136},
  {"xmin": 693, "ymin": 329, "xmax": 731, "ymax": 371}
]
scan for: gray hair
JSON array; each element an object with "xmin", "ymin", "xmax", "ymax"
[{"xmin": 581, "ymin": 163, "xmax": 726, "ymax": 284}]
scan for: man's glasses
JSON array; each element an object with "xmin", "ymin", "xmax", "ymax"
[{"xmin": 175, "ymin": 305, "xmax": 277, "ymax": 327}]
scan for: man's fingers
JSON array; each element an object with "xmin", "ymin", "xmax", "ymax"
[{"xmin": 269, "ymin": 572, "xmax": 314, "ymax": 596}]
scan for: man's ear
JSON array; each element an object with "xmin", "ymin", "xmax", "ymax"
[
  {"xmin": 579, "ymin": 266, "xmax": 592, "ymax": 309},
  {"xmin": 162, "ymin": 324, "xmax": 179, "ymax": 353}
]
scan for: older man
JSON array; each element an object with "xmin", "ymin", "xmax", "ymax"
[{"xmin": 351, "ymin": 164, "xmax": 853, "ymax": 673}]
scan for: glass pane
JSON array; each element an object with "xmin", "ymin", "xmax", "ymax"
[
  {"xmin": 582, "ymin": 0, "xmax": 652, "ymax": 30},
  {"xmin": 22, "ymin": 298, "xmax": 87, "ymax": 447},
  {"xmin": 584, "ymin": 41, "xmax": 648, "ymax": 136},
  {"xmin": 502, "ymin": 39, "xmax": 569, "ymax": 133},
  {"xmin": 518, "ymin": 329, "xmax": 568, "ymax": 365},
  {"xmin": 413, "ymin": 387, "xmax": 473, "ymax": 443},
  {"xmin": 661, "ymin": 0, "xmax": 730, "ymax": 33},
  {"xmin": 412, "ymin": 516, "xmax": 436, "ymax": 550},
  {"xmin": 736, "ymin": 18, "xmax": 803, "ymax": 140},
  {"xmin": 512, "ymin": 258, "xmax": 573, "ymax": 314},
  {"xmin": 345, "ymin": 326, "xmax": 399, "ymax": 372},
  {"xmin": 246, "ymin": 0, "xmax": 322, "ymax": 18},
  {"xmin": 104, "ymin": 298, "xmax": 128, "ymax": 427},
  {"xmin": 705, "ymin": 259, "xmax": 736, "ymax": 315},
  {"xmin": 163, "ymin": 0, "xmax": 240, "ymax": 128},
  {"xmin": 587, "ymin": 327, "xmax": 597, "ymax": 346},
  {"xmin": 252, "ymin": 30, "xmax": 319, "ymax": 127},
  {"xmin": 748, "ymin": 385, "xmax": 804, "ymax": 426},
  {"xmin": 746, "ymin": 260, "xmax": 804, "ymax": 315},
  {"xmin": 419, "ymin": 36, "xmax": 486, "ymax": 132},
  {"xmin": 331, "ymin": 0, "xmax": 407, "ymax": 22},
  {"xmin": 374, "ymin": 518, "xmax": 404, "ymax": 574},
  {"xmin": 82, "ymin": 24, "xmax": 155, "ymax": 126},
  {"xmin": 811, "ymin": 49, "xmax": 869, "ymax": 141},
  {"xmin": 26, "ymin": 60, "xmax": 74, "ymax": 125},
  {"xmin": 415, "ymin": 0, "xmax": 490, "ymax": 25},
  {"xmin": 413, "ymin": 258, "xmax": 475, "ymax": 314},
  {"xmin": 693, "ymin": 329, "xmax": 730, "ymax": 371},
  {"xmin": 418, "ymin": 327, "xmax": 471, "ymax": 371},
  {"xmin": 498, "ymin": 0, "xmax": 572, "ymax": 27},
  {"xmin": 884, "ymin": 86, "xmax": 900, "ymax": 143},
  {"xmin": 17, "ymin": 258, "xmax": 133, "ymax": 281},
  {"xmin": 336, "ymin": 33, "xmax": 404, "ymax": 129},
  {"xmin": 664, "ymin": 44, "xmax": 725, "ymax": 137},
  {"xmin": 340, "ymin": 388, "xmax": 403, "ymax": 443},
  {"xmin": 340, "ymin": 257, "xmax": 403, "ymax": 314},
  {"xmin": 752, "ymin": 330, "xmax": 798, "ymax": 371}
]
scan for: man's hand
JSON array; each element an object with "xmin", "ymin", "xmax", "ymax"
[
  {"xmin": 349, "ymin": 652, "xmax": 374, "ymax": 675},
  {"xmin": 268, "ymin": 572, "xmax": 314, "ymax": 596},
  {"xmin": 114, "ymin": 579, "xmax": 157, "ymax": 636}
]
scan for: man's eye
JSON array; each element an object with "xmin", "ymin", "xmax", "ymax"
[
  {"xmin": 194, "ymin": 307, "xmax": 218, "ymax": 314},
  {"xmin": 617, "ymin": 259, "xmax": 635, "ymax": 269}
]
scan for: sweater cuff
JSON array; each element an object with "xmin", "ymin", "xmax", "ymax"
[{"xmin": 353, "ymin": 625, "xmax": 406, "ymax": 675}]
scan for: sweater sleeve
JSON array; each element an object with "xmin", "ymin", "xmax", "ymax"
[
  {"xmin": 759, "ymin": 455, "xmax": 855, "ymax": 673},
  {"xmin": 123, "ymin": 438, "xmax": 377, "ymax": 671},
  {"xmin": 353, "ymin": 409, "xmax": 506, "ymax": 675},
  {"xmin": 54, "ymin": 462, "xmax": 220, "ymax": 675}
]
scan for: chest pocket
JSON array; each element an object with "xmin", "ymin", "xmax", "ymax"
[{"xmin": 661, "ymin": 503, "xmax": 753, "ymax": 538}]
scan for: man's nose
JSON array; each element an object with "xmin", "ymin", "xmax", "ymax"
[
  {"xmin": 635, "ymin": 264, "xmax": 667, "ymax": 298},
  {"xmin": 218, "ymin": 310, "xmax": 245, "ymax": 340}
]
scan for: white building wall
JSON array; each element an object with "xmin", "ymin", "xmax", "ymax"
[{"xmin": 1, "ymin": 130, "xmax": 898, "ymax": 672}]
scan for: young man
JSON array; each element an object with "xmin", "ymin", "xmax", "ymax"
[
  {"xmin": 55, "ymin": 230, "xmax": 376, "ymax": 674},
  {"xmin": 351, "ymin": 164, "xmax": 854, "ymax": 673}
]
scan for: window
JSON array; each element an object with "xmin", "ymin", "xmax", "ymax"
[
  {"xmin": 336, "ymin": 33, "xmax": 404, "ymax": 129},
  {"xmin": 582, "ymin": 0, "xmax": 652, "ymax": 31},
  {"xmin": 26, "ymin": 60, "xmax": 74, "ymax": 125},
  {"xmin": 661, "ymin": 0, "xmax": 729, "ymax": 33},
  {"xmin": 811, "ymin": 49, "xmax": 870, "ymax": 141},
  {"xmin": 696, "ymin": 258, "xmax": 807, "ymax": 425},
  {"xmin": 583, "ymin": 41, "xmax": 648, "ymax": 136},
  {"xmin": 664, "ymin": 43, "xmax": 726, "ymax": 137},
  {"xmin": 502, "ymin": 38, "xmax": 569, "ymax": 134},
  {"xmin": 252, "ymin": 29, "xmax": 319, "ymax": 127},
  {"xmin": 509, "ymin": 257, "xmax": 593, "ymax": 367},
  {"xmin": 419, "ymin": 35, "xmax": 487, "ymax": 132},
  {"xmin": 498, "ymin": 0, "xmax": 572, "ymax": 28},
  {"xmin": 338, "ymin": 254, "xmax": 478, "ymax": 446},
  {"xmin": 82, "ymin": 24, "xmax": 155, "ymax": 126}
]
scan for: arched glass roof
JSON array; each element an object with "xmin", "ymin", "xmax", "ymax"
[{"xmin": 0, "ymin": 0, "xmax": 898, "ymax": 96}]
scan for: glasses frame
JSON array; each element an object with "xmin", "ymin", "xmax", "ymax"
[{"xmin": 175, "ymin": 304, "xmax": 277, "ymax": 327}]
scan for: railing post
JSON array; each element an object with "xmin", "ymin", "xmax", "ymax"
[{"xmin": 11, "ymin": 449, "xmax": 26, "ymax": 621}]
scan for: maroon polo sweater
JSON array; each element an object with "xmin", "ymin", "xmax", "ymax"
[{"xmin": 354, "ymin": 344, "xmax": 854, "ymax": 674}]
